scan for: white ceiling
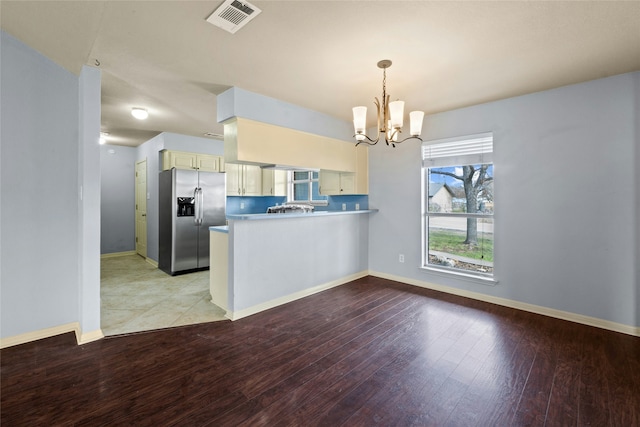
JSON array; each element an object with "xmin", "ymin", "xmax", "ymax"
[{"xmin": 2, "ymin": 1, "xmax": 639, "ymax": 147}]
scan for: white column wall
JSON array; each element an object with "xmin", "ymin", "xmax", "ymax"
[
  {"xmin": 228, "ymin": 214, "xmax": 370, "ymax": 314},
  {"xmin": 78, "ymin": 65, "xmax": 102, "ymax": 339},
  {"xmin": 1, "ymin": 31, "xmax": 81, "ymax": 339}
]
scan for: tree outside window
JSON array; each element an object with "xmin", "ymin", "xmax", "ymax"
[{"xmin": 422, "ymin": 133, "xmax": 494, "ymax": 277}]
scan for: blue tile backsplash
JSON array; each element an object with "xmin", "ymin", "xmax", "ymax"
[{"xmin": 226, "ymin": 195, "xmax": 369, "ymax": 215}]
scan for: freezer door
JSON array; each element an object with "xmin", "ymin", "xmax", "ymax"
[
  {"xmin": 197, "ymin": 171, "xmax": 227, "ymax": 268},
  {"xmin": 172, "ymin": 168, "xmax": 199, "ymax": 273}
]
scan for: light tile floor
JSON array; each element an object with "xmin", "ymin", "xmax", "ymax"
[{"xmin": 101, "ymin": 254, "xmax": 227, "ymax": 336}]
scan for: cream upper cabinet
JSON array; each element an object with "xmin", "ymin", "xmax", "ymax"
[
  {"xmin": 226, "ymin": 163, "xmax": 262, "ymax": 196},
  {"xmin": 196, "ymin": 154, "xmax": 221, "ymax": 172},
  {"xmin": 319, "ymin": 170, "xmax": 341, "ymax": 195},
  {"xmin": 161, "ymin": 150, "xmax": 223, "ymax": 172},
  {"xmin": 243, "ymin": 165, "xmax": 262, "ymax": 196},
  {"xmin": 319, "ymin": 171, "xmax": 355, "ymax": 195},
  {"xmin": 224, "ymin": 118, "xmax": 356, "ymax": 172},
  {"xmin": 319, "ymin": 145, "xmax": 368, "ymax": 195},
  {"xmin": 262, "ymin": 169, "xmax": 287, "ymax": 196},
  {"xmin": 225, "ymin": 163, "xmax": 241, "ymax": 195}
]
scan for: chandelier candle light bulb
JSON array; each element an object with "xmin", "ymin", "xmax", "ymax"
[
  {"xmin": 352, "ymin": 106, "xmax": 368, "ymax": 140},
  {"xmin": 388, "ymin": 100, "xmax": 404, "ymax": 129},
  {"xmin": 410, "ymin": 111, "xmax": 425, "ymax": 136},
  {"xmin": 352, "ymin": 59, "xmax": 424, "ymax": 147}
]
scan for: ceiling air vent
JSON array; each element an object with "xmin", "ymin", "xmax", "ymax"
[
  {"xmin": 206, "ymin": 0, "xmax": 262, "ymax": 34},
  {"xmin": 203, "ymin": 132, "xmax": 224, "ymax": 139}
]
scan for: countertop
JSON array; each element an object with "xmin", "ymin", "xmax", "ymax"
[{"xmin": 225, "ymin": 209, "xmax": 378, "ymax": 221}]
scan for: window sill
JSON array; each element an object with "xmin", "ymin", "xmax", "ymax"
[{"xmin": 420, "ymin": 265, "xmax": 498, "ymax": 286}]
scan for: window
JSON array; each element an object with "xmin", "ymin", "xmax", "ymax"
[
  {"xmin": 422, "ymin": 133, "xmax": 494, "ymax": 278},
  {"xmin": 288, "ymin": 171, "xmax": 328, "ymax": 204}
]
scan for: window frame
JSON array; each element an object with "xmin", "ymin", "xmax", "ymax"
[
  {"xmin": 287, "ymin": 170, "xmax": 328, "ymax": 205},
  {"xmin": 421, "ymin": 133, "xmax": 497, "ymax": 284}
]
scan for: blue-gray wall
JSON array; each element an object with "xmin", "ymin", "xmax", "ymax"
[
  {"xmin": 369, "ymin": 72, "xmax": 640, "ymax": 328},
  {"xmin": 100, "ymin": 145, "xmax": 137, "ymax": 254},
  {"xmin": 218, "ymin": 87, "xmax": 352, "ymax": 140},
  {"xmin": 1, "ymin": 31, "xmax": 102, "ymax": 339}
]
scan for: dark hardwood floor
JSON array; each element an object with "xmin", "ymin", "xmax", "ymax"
[{"xmin": 2, "ymin": 276, "xmax": 639, "ymax": 426}]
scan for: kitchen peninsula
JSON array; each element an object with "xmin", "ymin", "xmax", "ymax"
[{"xmin": 210, "ymin": 209, "xmax": 376, "ymax": 320}]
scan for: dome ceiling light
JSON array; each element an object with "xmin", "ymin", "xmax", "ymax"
[{"xmin": 131, "ymin": 108, "xmax": 149, "ymax": 120}]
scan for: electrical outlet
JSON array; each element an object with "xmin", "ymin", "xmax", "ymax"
[
  {"xmin": 342, "ymin": 203, "xmax": 346, "ymax": 211},
  {"xmin": 399, "ymin": 254, "xmax": 405, "ymax": 263},
  {"xmin": 240, "ymin": 202, "xmax": 245, "ymax": 209},
  {"xmin": 355, "ymin": 203, "xmax": 360, "ymax": 210}
]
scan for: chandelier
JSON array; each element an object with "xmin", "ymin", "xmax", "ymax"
[{"xmin": 352, "ymin": 60, "xmax": 424, "ymax": 147}]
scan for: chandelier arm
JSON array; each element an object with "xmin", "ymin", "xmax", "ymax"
[
  {"xmin": 374, "ymin": 97, "xmax": 381, "ymax": 135},
  {"xmin": 355, "ymin": 134, "xmax": 380, "ymax": 147},
  {"xmin": 390, "ymin": 135, "xmax": 423, "ymax": 145}
]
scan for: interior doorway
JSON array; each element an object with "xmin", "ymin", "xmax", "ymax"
[{"xmin": 135, "ymin": 159, "xmax": 147, "ymax": 258}]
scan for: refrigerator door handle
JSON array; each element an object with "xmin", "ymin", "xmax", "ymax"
[
  {"xmin": 196, "ymin": 187, "xmax": 204, "ymax": 225},
  {"xmin": 193, "ymin": 187, "xmax": 200, "ymax": 225},
  {"xmin": 200, "ymin": 187, "xmax": 205, "ymax": 225}
]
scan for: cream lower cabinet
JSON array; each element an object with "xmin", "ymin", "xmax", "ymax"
[
  {"xmin": 209, "ymin": 230, "xmax": 228, "ymax": 311},
  {"xmin": 261, "ymin": 169, "xmax": 287, "ymax": 196},
  {"xmin": 161, "ymin": 150, "xmax": 223, "ymax": 172},
  {"xmin": 225, "ymin": 163, "xmax": 262, "ymax": 196}
]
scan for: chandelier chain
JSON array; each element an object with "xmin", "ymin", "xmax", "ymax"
[{"xmin": 382, "ymin": 68, "xmax": 387, "ymax": 111}]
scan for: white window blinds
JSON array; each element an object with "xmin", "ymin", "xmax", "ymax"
[{"xmin": 422, "ymin": 132, "xmax": 493, "ymax": 167}]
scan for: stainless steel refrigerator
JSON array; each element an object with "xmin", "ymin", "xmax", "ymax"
[{"xmin": 159, "ymin": 168, "xmax": 226, "ymax": 275}]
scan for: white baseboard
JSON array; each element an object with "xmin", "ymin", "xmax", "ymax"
[
  {"xmin": 78, "ymin": 329, "xmax": 104, "ymax": 345},
  {"xmin": 0, "ymin": 322, "xmax": 105, "ymax": 349},
  {"xmin": 100, "ymin": 251, "xmax": 136, "ymax": 258},
  {"xmin": 145, "ymin": 258, "xmax": 158, "ymax": 268},
  {"xmin": 370, "ymin": 271, "xmax": 640, "ymax": 337},
  {"xmin": 226, "ymin": 271, "xmax": 369, "ymax": 321},
  {"xmin": 100, "ymin": 251, "xmax": 158, "ymax": 268}
]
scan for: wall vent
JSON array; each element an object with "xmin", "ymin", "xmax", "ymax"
[{"xmin": 206, "ymin": 0, "xmax": 262, "ymax": 34}]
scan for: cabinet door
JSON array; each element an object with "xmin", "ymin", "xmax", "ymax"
[
  {"xmin": 225, "ymin": 163, "xmax": 241, "ymax": 196},
  {"xmin": 197, "ymin": 154, "xmax": 220, "ymax": 172},
  {"xmin": 339, "ymin": 173, "xmax": 356, "ymax": 194},
  {"xmin": 243, "ymin": 165, "xmax": 263, "ymax": 196},
  {"xmin": 261, "ymin": 170, "xmax": 287, "ymax": 196},
  {"xmin": 273, "ymin": 170, "xmax": 287, "ymax": 196},
  {"xmin": 319, "ymin": 170, "xmax": 341, "ymax": 195},
  {"xmin": 262, "ymin": 169, "xmax": 275, "ymax": 195},
  {"xmin": 171, "ymin": 152, "xmax": 197, "ymax": 170}
]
